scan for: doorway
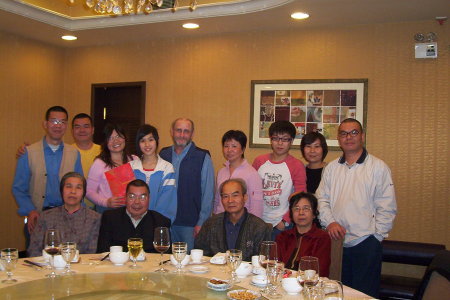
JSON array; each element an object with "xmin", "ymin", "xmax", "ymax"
[{"xmin": 91, "ymin": 81, "xmax": 146, "ymax": 155}]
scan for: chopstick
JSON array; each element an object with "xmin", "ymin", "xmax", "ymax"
[
  {"xmin": 24, "ymin": 259, "xmax": 44, "ymax": 268},
  {"xmin": 100, "ymin": 253, "xmax": 110, "ymax": 261},
  {"xmin": 159, "ymin": 259, "xmax": 170, "ymax": 265}
]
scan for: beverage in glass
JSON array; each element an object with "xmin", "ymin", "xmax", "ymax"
[
  {"xmin": 267, "ymin": 261, "xmax": 284, "ymax": 298},
  {"xmin": 258, "ymin": 241, "xmax": 277, "ymax": 293},
  {"xmin": 153, "ymin": 227, "xmax": 170, "ymax": 272},
  {"xmin": 127, "ymin": 238, "xmax": 143, "ymax": 268},
  {"xmin": 172, "ymin": 242, "xmax": 187, "ymax": 273},
  {"xmin": 226, "ymin": 249, "xmax": 242, "ymax": 284},
  {"xmin": 60, "ymin": 242, "xmax": 77, "ymax": 275},
  {"xmin": 1, "ymin": 248, "xmax": 18, "ymax": 283},
  {"xmin": 44, "ymin": 229, "xmax": 62, "ymax": 278},
  {"xmin": 298, "ymin": 256, "xmax": 320, "ymax": 288}
]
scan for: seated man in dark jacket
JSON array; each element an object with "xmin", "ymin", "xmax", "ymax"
[
  {"xmin": 195, "ymin": 178, "xmax": 271, "ymax": 261},
  {"xmin": 97, "ymin": 179, "xmax": 171, "ymax": 253}
]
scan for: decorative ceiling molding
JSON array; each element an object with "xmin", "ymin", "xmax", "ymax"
[{"xmin": 0, "ymin": 0, "xmax": 294, "ymax": 31}]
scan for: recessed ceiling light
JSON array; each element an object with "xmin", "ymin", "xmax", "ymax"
[
  {"xmin": 291, "ymin": 12, "xmax": 309, "ymax": 20},
  {"xmin": 182, "ymin": 23, "xmax": 199, "ymax": 29},
  {"xmin": 61, "ymin": 35, "xmax": 77, "ymax": 41}
]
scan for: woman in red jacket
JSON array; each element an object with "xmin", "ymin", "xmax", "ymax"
[{"xmin": 275, "ymin": 192, "xmax": 331, "ymax": 277}]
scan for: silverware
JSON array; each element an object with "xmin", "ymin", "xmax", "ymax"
[
  {"xmin": 100, "ymin": 253, "xmax": 110, "ymax": 261},
  {"xmin": 24, "ymin": 259, "xmax": 44, "ymax": 268}
]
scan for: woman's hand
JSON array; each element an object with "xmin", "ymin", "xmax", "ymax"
[{"xmin": 107, "ymin": 196, "xmax": 125, "ymax": 208}]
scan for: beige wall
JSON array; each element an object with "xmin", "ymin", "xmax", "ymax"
[{"xmin": 0, "ymin": 19, "xmax": 448, "ymax": 251}]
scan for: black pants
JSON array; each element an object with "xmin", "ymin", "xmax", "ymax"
[{"xmin": 342, "ymin": 235, "xmax": 382, "ymax": 298}]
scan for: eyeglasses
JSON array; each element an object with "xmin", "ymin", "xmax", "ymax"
[
  {"xmin": 292, "ymin": 206, "xmax": 312, "ymax": 213},
  {"xmin": 127, "ymin": 193, "xmax": 148, "ymax": 202},
  {"xmin": 338, "ymin": 129, "xmax": 360, "ymax": 138},
  {"xmin": 108, "ymin": 134, "xmax": 124, "ymax": 141},
  {"xmin": 270, "ymin": 136, "xmax": 293, "ymax": 143},
  {"xmin": 48, "ymin": 118, "xmax": 67, "ymax": 126}
]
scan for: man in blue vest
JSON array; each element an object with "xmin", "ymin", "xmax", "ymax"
[{"xmin": 159, "ymin": 118, "xmax": 214, "ymax": 251}]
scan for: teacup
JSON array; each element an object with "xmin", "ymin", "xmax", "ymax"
[
  {"xmin": 282, "ymin": 277, "xmax": 303, "ymax": 295},
  {"xmin": 236, "ymin": 262, "xmax": 252, "ymax": 278},
  {"xmin": 110, "ymin": 246, "xmax": 123, "ymax": 253},
  {"xmin": 251, "ymin": 255, "xmax": 261, "ymax": 268},
  {"xmin": 190, "ymin": 249, "xmax": 203, "ymax": 263}
]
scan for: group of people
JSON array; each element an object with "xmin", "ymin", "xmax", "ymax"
[{"xmin": 12, "ymin": 105, "xmax": 397, "ymax": 298}]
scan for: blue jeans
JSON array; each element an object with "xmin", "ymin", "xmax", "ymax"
[
  {"xmin": 342, "ymin": 235, "xmax": 382, "ymax": 298},
  {"xmin": 171, "ymin": 225, "xmax": 195, "ymax": 253}
]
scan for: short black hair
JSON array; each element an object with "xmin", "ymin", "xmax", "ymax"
[
  {"xmin": 136, "ymin": 124, "xmax": 160, "ymax": 156},
  {"xmin": 71, "ymin": 113, "xmax": 93, "ymax": 127},
  {"xmin": 126, "ymin": 179, "xmax": 150, "ymax": 195},
  {"xmin": 59, "ymin": 172, "xmax": 86, "ymax": 200},
  {"xmin": 221, "ymin": 130, "xmax": 247, "ymax": 157},
  {"xmin": 288, "ymin": 192, "xmax": 322, "ymax": 229},
  {"xmin": 340, "ymin": 118, "xmax": 363, "ymax": 132},
  {"xmin": 269, "ymin": 121, "xmax": 296, "ymax": 139},
  {"xmin": 300, "ymin": 132, "xmax": 328, "ymax": 161},
  {"xmin": 45, "ymin": 106, "xmax": 68, "ymax": 121}
]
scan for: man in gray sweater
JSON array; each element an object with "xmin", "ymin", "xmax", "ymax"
[{"xmin": 195, "ymin": 178, "xmax": 271, "ymax": 261}]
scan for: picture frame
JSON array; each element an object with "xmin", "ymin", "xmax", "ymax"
[{"xmin": 250, "ymin": 79, "xmax": 368, "ymax": 150}]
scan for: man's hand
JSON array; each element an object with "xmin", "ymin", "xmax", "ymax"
[
  {"xmin": 16, "ymin": 142, "xmax": 30, "ymax": 159},
  {"xmin": 107, "ymin": 196, "xmax": 125, "ymax": 208},
  {"xmin": 275, "ymin": 220, "xmax": 286, "ymax": 231},
  {"xmin": 27, "ymin": 210, "xmax": 40, "ymax": 233},
  {"xmin": 194, "ymin": 225, "xmax": 201, "ymax": 237},
  {"xmin": 326, "ymin": 222, "xmax": 346, "ymax": 240}
]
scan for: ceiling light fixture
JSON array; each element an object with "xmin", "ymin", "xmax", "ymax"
[
  {"xmin": 182, "ymin": 23, "xmax": 199, "ymax": 29},
  {"xmin": 62, "ymin": 35, "xmax": 78, "ymax": 41},
  {"xmin": 291, "ymin": 12, "xmax": 309, "ymax": 20},
  {"xmin": 84, "ymin": 0, "xmax": 198, "ymax": 15}
]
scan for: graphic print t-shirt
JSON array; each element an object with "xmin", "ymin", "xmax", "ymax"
[{"xmin": 253, "ymin": 154, "xmax": 306, "ymax": 226}]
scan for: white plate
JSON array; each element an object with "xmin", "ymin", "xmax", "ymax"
[
  {"xmin": 227, "ymin": 289, "xmax": 261, "ymax": 300},
  {"xmin": 189, "ymin": 266, "xmax": 209, "ymax": 274},
  {"xmin": 206, "ymin": 279, "xmax": 232, "ymax": 291}
]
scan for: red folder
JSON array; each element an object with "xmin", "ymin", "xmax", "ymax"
[{"xmin": 105, "ymin": 163, "xmax": 136, "ymax": 201}]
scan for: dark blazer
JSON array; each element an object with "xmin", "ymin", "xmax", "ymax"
[{"xmin": 97, "ymin": 207, "xmax": 171, "ymax": 253}]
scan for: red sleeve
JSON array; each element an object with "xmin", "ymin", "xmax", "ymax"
[
  {"xmin": 252, "ymin": 154, "xmax": 267, "ymax": 171},
  {"xmin": 286, "ymin": 155, "xmax": 306, "ymax": 193}
]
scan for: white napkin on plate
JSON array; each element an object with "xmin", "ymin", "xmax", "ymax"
[{"xmin": 210, "ymin": 252, "xmax": 226, "ymax": 264}]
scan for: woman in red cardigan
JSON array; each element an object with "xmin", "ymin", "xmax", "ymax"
[{"xmin": 275, "ymin": 192, "xmax": 331, "ymax": 277}]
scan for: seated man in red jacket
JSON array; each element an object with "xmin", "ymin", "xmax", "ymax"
[{"xmin": 276, "ymin": 192, "xmax": 331, "ymax": 277}]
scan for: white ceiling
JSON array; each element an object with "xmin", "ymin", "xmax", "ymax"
[{"xmin": 0, "ymin": 0, "xmax": 448, "ymax": 48}]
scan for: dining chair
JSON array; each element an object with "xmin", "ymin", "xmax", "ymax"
[{"xmin": 329, "ymin": 238, "xmax": 343, "ymax": 281}]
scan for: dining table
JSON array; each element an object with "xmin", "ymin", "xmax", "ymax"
[{"xmin": 0, "ymin": 253, "xmax": 373, "ymax": 299}]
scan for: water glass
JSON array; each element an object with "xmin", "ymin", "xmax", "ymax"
[
  {"xmin": 266, "ymin": 261, "xmax": 284, "ymax": 298},
  {"xmin": 172, "ymin": 242, "xmax": 187, "ymax": 273},
  {"xmin": 60, "ymin": 242, "xmax": 77, "ymax": 275},
  {"xmin": 226, "ymin": 249, "xmax": 242, "ymax": 284},
  {"xmin": 1, "ymin": 248, "xmax": 18, "ymax": 283}
]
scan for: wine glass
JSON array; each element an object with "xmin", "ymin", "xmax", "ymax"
[
  {"xmin": 128, "ymin": 238, "xmax": 143, "ymax": 268},
  {"xmin": 172, "ymin": 242, "xmax": 187, "ymax": 273},
  {"xmin": 60, "ymin": 242, "xmax": 77, "ymax": 275},
  {"xmin": 266, "ymin": 261, "xmax": 284, "ymax": 298},
  {"xmin": 226, "ymin": 249, "xmax": 242, "ymax": 284},
  {"xmin": 44, "ymin": 229, "xmax": 62, "ymax": 278},
  {"xmin": 258, "ymin": 241, "xmax": 278, "ymax": 293},
  {"xmin": 298, "ymin": 256, "xmax": 320, "ymax": 288},
  {"xmin": 153, "ymin": 227, "xmax": 170, "ymax": 272},
  {"xmin": 1, "ymin": 248, "xmax": 18, "ymax": 283}
]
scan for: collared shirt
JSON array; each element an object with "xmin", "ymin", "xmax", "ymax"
[
  {"xmin": 224, "ymin": 210, "xmax": 248, "ymax": 250},
  {"xmin": 170, "ymin": 142, "xmax": 215, "ymax": 227},
  {"xmin": 13, "ymin": 138, "xmax": 83, "ymax": 216},
  {"xmin": 316, "ymin": 149, "xmax": 397, "ymax": 247},
  {"xmin": 126, "ymin": 210, "xmax": 148, "ymax": 228}
]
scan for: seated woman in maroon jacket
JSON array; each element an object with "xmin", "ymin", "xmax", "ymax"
[{"xmin": 275, "ymin": 192, "xmax": 331, "ymax": 277}]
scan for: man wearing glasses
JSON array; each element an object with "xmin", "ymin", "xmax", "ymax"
[
  {"xmin": 252, "ymin": 121, "xmax": 306, "ymax": 239},
  {"xmin": 316, "ymin": 118, "xmax": 397, "ymax": 298},
  {"xmin": 97, "ymin": 179, "xmax": 171, "ymax": 253},
  {"xmin": 12, "ymin": 106, "xmax": 83, "ymax": 248}
]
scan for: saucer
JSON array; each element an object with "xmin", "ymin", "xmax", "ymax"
[
  {"xmin": 189, "ymin": 265, "xmax": 209, "ymax": 274},
  {"xmin": 189, "ymin": 258, "xmax": 208, "ymax": 265}
]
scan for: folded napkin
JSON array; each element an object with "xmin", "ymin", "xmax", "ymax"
[{"xmin": 210, "ymin": 252, "xmax": 226, "ymax": 264}]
